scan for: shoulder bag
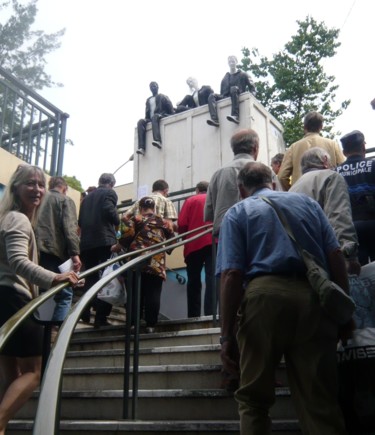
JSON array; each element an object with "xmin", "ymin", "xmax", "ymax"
[{"xmin": 260, "ymin": 195, "xmax": 355, "ymax": 325}]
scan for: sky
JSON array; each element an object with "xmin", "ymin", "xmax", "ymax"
[{"xmin": 25, "ymin": 0, "xmax": 374, "ymax": 189}]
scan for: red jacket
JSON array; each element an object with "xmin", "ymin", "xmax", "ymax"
[{"xmin": 178, "ymin": 193, "xmax": 213, "ymax": 259}]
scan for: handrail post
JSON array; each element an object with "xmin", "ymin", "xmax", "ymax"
[
  {"xmin": 123, "ymin": 271, "xmax": 133, "ymax": 419},
  {"xmin": 211, "ymin": 237, "xmax": 219, "ymax": 326},
  {"xmin": 132, "ymin": 267, "xmax": 142, "ymax": 419}
]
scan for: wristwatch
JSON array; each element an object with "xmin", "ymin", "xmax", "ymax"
[{"xmin": 219, "ymin": 336, "xmax": 233, "ymax": 345}]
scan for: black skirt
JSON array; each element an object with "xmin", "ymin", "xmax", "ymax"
[{"xmin": 0, "ymin": 286, "xmax": 43, "ymax": 357}]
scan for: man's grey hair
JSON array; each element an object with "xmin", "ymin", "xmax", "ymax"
[
  {"xmin": 237, "ymin": 162, "xmax": 272, "ymax": 190},
  {"xmin": 230, "ymin": 129, "xmax": 259, "ymax": 156},
  {"xmin": 49, "ymin": 176, "xmax": 67, "ymax": 190},
  {"xmin": 300, "ymin": 147, "xmax": 331, "ymax": 174},
  {"xmin": 271, "ymin": 153, "xmax": 284, "ymax": 166},
  {"xmin": 98, "ymin": 173, "xmax": 116, "ymax": 187},
  {"xmin": 304, "ymin": 111, "xmax": 324, "ymax": 132}
]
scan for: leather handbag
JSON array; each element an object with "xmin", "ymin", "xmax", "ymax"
[{"xmin": 260, "ymin": 196, "xmax": 355, "ymax": 325}]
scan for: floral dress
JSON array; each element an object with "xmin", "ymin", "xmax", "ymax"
[{"xmin": 119, "ymin": 213, "xmax": 174, "ymax": 280}]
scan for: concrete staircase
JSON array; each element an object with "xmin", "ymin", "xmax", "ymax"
[{"xmin": 9, "ymin": 315, "xmax": 300, "ymax": 434}]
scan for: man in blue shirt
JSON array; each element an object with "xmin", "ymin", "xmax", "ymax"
[{"xmin": 217, "ymin": 162, "xmax": 350, "ymax": 434}]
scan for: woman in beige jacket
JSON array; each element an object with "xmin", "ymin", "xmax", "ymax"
[{"xmin": 0, "ymin": 165, "xmax": 79, "ymax": 434}]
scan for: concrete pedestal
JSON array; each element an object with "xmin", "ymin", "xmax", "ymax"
[{"xmin": 133, "ymin": 92, "xmax": 284, "ymax": 198}]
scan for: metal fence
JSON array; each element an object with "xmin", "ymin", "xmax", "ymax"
[{"xmin": 0, "ymin": 65, "xmax": 68, "ymax": 176}]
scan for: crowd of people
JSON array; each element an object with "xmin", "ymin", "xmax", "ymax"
[
  {"xmin": 0, "ymin": 103, "xmax": 374, "ymax": 433},
  {"xmin": 214, "ymin": 113, "xmax": 374, "ymax": 434}
]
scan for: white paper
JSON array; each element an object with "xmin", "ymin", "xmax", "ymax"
[{"xmin": 58, "ymin": 258, "xmax": 73, "ymax": 273}]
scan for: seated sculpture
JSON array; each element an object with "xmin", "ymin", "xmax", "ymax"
[
  {"xmin": 207, "ymin": 55, "xmax": 256, "ymax": 127},
  {"xmin": 136, "ymin": 81, "xmax": 174, "ymax": 156},
  {"xmin": 175, "ymin": 77, "xmax": 214, "ymax": 113}
]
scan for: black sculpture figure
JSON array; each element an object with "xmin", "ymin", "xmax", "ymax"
[
  {"xmin": 175, "ymin": 77, "xmax": 214, "ymax": 113},
  {"xmin": 136, "ymin": 82, "xmax": 174, "ymax": 156},
  {"xmin": 207, "ymin": 55, "xmax": 256, "ymax": 127}
]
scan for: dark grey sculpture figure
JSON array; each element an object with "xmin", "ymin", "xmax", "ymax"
[
  {"xmin": 175, "ymin": 77, "xmax": 214, "ymax": 113},
  {"xmin": 207, "ymin": 55, "xmax": 256, "ymax": 127},
  {"xmin": 136, "ymin": 82, "xmax": 174, "ymax": 156}
]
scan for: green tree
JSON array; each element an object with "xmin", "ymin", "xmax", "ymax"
[
  {"xmin": 239, "ymin": 16, "xmax": 350, "ymax": 147},
  {"xmin": 0, "ymin": 0, "xmax": 65, "ymax": 89},
  {"xmin": 0, "ymin": 1, "xmax": 80, "ymax": 184},
  {"xmin": 63, "ymin": 175, "xmax": 84, "ymax": 193}
]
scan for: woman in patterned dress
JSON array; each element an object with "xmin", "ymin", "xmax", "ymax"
[{"xmin": 114, "ymin": 196, "xmax": 174, "ymax": 332}]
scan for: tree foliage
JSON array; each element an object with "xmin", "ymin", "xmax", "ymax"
[
  {"xmin": 239, "ymin": 16, "xmax": 350, "ymax": 147},
  {"xmin": 0, "ymin": 0, "xmax": 65, "ymax": 90},
  {"xmin": 63, "ymin": 175, "xmax": 84, "ymax": 193},
  {"xmin": 1, "ymin": 1, "xmax": 84, "ymax": 189}
]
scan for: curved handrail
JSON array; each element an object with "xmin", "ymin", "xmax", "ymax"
[
  {"xmin": 0, "ymin": 223, "xmax": 212, "ymax": 352},
  {"xmin": 32, "ymin": 227, "xmax": 213, "ymax": 434}
]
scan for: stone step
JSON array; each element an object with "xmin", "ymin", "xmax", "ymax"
[
  {"xmin": 12, "ymin": 318, "xmax": 296, "ymax": 432},
  {"xmin": 73, "ymin": 315, "xmax": 218, "ymax": 339},
  {"xmin": 69, "ymin": 328, "xmax": 221, "ymax": 352},
  {"xmin": 62, "ymin": 356, "xmax": 288, "ymax": 391},
  {"xmin": 65, "ymin": 344, "xmax": 222, "ymax": 368},
  {"xmin": 62, "ymin": 364, "xmax": 223, "ymax": 390},
  {"xmin": 15, "ymin": 388, "xmax": 296, "ymax": 421},
  {"xmin": 8, "ymin": 418, "xmax": 302, "ymax": 434}
]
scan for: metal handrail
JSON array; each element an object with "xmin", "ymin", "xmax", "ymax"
[{"xmin": 32, "ymin": 226, "xmax": 213, "ymax": 434}]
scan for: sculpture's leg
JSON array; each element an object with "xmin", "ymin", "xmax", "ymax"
[
  {"xmin": 136, "ymin": 119, "xmax": 147, "ymax": 155},
  {"xmin": 151, "ymin": 114, "xmax": 162, "ymax": 149},
  {"xmin": 207, "ymin": 94, "xmax": 220, "ymax": 127},
  {"xmin": 227, "ymin": 86, "xmax": 240, "ymax": 124}
]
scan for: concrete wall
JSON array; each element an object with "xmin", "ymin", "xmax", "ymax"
[
  {"xmin": 113, "ymin": 182, "xmax": 134, "ymax": 205},
  {"xmin": 133, "ymin": 92, "xmax": 285, "ymax": 198}
]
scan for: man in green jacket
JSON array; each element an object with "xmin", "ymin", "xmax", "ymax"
[{"xmin": 36, "ymin": 176, "xmax": 81, "ymax": 322}]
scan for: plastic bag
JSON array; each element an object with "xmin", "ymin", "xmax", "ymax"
[
  {"xmin": 337, "ymin": 327, "xmax": 375, "ymax": 433},
  {"xmin": 349, "ymin": 262, "xmax": 375, "ymax": 329},
  {"xmin": 97, "ymin": 259, "xmax": 126, "ymax": 306}
]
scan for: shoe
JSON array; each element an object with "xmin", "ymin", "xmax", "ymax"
[
  {"xmin": 80, "ymin": 315, "xmax": 91, "ymax": 324},
  {"xmin": 94, "ymin": 320, "xmax": 111, "ymax": 329},
  {"xmin": 136, "ymin": 148, "xmax": 145, "ymax": 155},
  {"xmin": 152, "ymin": 141, "xmax": 162, "ymax": 149},
  {"xmin": 207, "ymin": 119, "xmax": 220, "ymax": 127},
  {"xmin": 145, "ymin": 327, "xmax": 155, "ymax": 334},
  {"xmin": 227, "ymin": 115, "xmax": 239, "ymax": 124}
]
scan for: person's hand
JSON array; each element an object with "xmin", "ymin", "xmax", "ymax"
[
  {"xmin": 111, "ymin": 243, "xmax": 122, "ymax": 253},
  {"xmin": 52, "ymin": 271, "xmax": 80, "ymax": 287},
  {"xmin": 220, "ymin": 338, "xmax": 240, "ymax": 392},
  {"xmin": 346, "ymin": 259, "xmax": 361, "ymax": 276},
  {"xmin": 71, "ymin": 255, "xmax": 82, "ymax": 273},
  {"xmin": 338, "ymin": 317, "xmax": 356, "ymax": 345}
]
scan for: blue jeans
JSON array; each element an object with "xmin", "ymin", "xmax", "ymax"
[
  {"xmin": 39, "ymin": 252, "xmax": 74, "ymax": 323},
  {"xmin": 52, "ymin": 286, "xmax": 73, "ymax": 322}
]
